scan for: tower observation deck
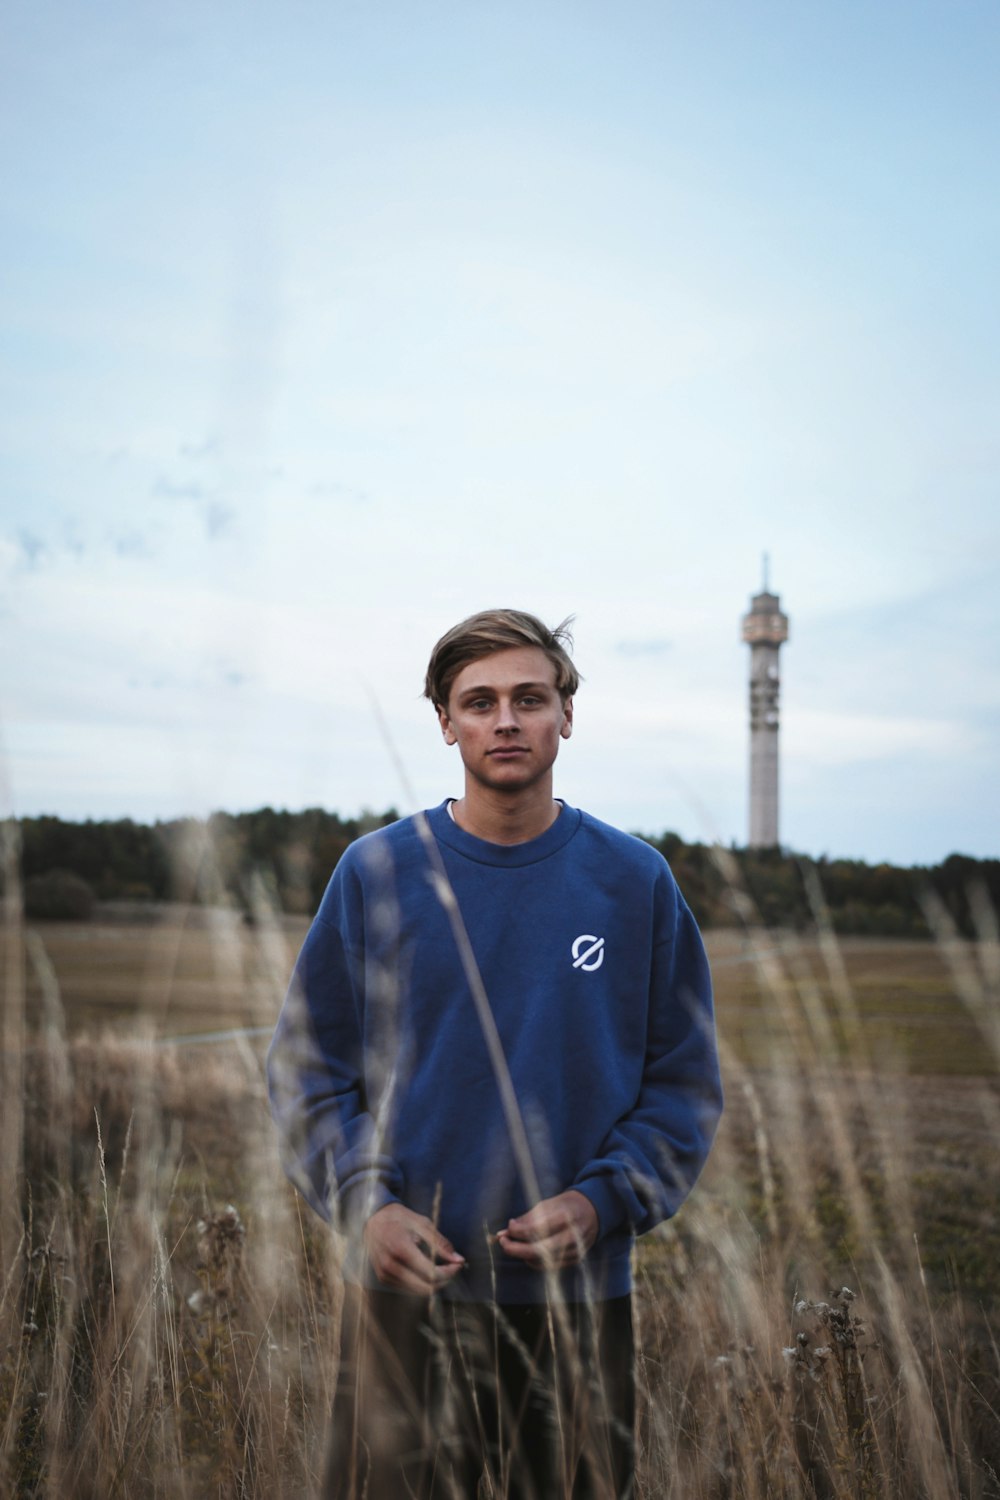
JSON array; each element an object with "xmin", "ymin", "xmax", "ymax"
[{"xmin": 741, "ymin": 562, "xmax": 790, "ymax": 849}]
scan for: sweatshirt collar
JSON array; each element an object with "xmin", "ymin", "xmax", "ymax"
[{"xmin": 426, "ymin": 799, "xmax": 581, "ymax": 867}]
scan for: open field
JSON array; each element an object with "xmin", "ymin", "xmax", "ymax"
[
  {"xmin": 3, "ymin": 903, "xmax": 1000, "ymax": 1496},
  {"xmin": 14, "ymin": 912, "xmax": 999, "ymax": 1076}
]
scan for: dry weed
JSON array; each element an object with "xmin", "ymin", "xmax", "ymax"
[{"xmin": 1, "ymin": 831, "xmax": 998, "ymax": 1498}]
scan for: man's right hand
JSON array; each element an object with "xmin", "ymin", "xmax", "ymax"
[{"xmin": 362, "ymin": 1203, "xmax": 466, "ymax": 1295}]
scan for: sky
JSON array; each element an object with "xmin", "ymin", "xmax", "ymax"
[{"xmin": 2, "ymin": 0, "xmax": 998, "ymax": 866}]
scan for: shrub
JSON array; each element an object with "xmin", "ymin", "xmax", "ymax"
[{"xmin": 23, "ymin": 868, "xmax": 96, "ymax": 921}]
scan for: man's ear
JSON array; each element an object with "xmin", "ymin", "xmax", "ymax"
[
  {"xmin": 437, "ymin": 704, "xmax": 457, "ymax": 745},
  {"xmin": 560, "ymin": 697, "xmax": 574, "ymax": 739}
]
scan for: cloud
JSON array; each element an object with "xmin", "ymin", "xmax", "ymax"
[
  {"xmin": 150, "ymin": 477, "xmax": 234, "ymax": 539},
  {"xmin": 309, "ymin": 480, "xmax": 370, "ymax": 504},
  {"xmin": 614, "ymin": 637, "xmax": 672, "ymax": 657},
  {"xmin": 63, "ymin": 521, "xmax": 86, "ymax": 558},
  {"xmin": 0, "ymin": 536, "xmax": 21, "ymax": 575},
  {"xmin": 17, "ymin": 530, "xmax": 47, "ymax": 569},
  {"xmin": 152, "ymin": 477, "xmax": 207, "ymax": 501},
  {"xmin": 204, "ymin": 501, "xmax": 236, "ymax": 539},
  {"xmin": 178, "ymin": 436, "xmax": 220, "ymax": 459},
  {"xmin": 114, "ymin": 530, "xmax": 153, "ymax": 559},
  {"xmin": 125, "ymin": 659, "xmax": 249, "ymax": 695},
  {"xmin": 785, "ymin": 708, "xmax": 968, "ymax": 768}
]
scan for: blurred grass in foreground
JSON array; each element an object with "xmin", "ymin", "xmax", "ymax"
[{"xmin": 2, "ymin": 828, "xmax": 999, "ymax": 1497}]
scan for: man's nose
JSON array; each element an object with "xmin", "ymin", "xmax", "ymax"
[{"xmin": 495, "ymin": 700, "xmax": 520, "ymax": 733}]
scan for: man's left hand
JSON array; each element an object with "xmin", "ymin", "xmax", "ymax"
[{"xmin": 496, "ymin": 1189, "xmax": 599, "ymax": 1269}]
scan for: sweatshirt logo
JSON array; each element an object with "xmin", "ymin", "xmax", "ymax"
[{"xmin": 571, "ymin": 934, "xmax": 605, "ymax": 972}]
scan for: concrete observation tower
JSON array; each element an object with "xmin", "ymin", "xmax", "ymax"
[{"xmin": 741, "ymin": 558, "xmax": 790, "ymax": 849}]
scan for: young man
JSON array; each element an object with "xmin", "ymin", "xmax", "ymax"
[{"xmin": 267, "ymin": 610, "xmax": 722, "ymax": 1500}]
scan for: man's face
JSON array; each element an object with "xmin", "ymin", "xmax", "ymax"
[{"xmin": 437, "ymin": 646, "xmax": 573, "ymax": 793}]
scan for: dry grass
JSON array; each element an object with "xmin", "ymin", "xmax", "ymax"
[{"xmin": 2, "ymin": 831, "xmax": 999, "ymax": 1497}]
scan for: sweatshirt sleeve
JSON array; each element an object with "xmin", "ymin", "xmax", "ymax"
[
  {"xmin": 571, "ymin": 871, "xmax": 723, "ymax": 1238},
  {"xmin": 265, "ymin": 859, "xmax": 404, "ymax": 1232}
]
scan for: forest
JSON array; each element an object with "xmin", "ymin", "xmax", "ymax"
[{"xmin": 12, "ymin": 808, "xmax": 999, "ymax": 939}]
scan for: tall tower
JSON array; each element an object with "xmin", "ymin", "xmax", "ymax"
[{"xmin": 741, "ymin": 557, "xmax": 790, "ymax": 849}]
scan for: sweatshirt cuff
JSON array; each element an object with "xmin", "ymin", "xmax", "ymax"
[
  {"xmin": 337, "ymin": 1177, "xmax": 400, "ymax": 1235},
  {"xmin": 571, "ymin": 1175, "xmax": 628, "ymax": 1240}
]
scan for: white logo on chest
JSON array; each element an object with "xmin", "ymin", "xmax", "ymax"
[{"xmin": 571, "ymin": 934, "xmax": 605, "ymax": 971}]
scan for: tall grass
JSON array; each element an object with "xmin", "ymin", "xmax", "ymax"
[{"xmin": 1, "ymin": 819, "xmax": 998, "ymax": 1497}]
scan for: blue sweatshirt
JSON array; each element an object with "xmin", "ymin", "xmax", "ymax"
[{"xmin": 267, "ymin": 801, "xmax": 722, "ymax": 1303}]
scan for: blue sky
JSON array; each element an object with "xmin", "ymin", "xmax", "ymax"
[{"xmin": 2, "ymin": 0, "xmax": 998, "ymax": 864}]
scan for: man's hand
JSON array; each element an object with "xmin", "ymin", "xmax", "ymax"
[
  {"xmin": 363, "ymin": 1203, "xmax": 466, "ymax": 1295},
  {"xmin": 496, "ymin": 1190, "xmax": 599, "ymax": 1270}
]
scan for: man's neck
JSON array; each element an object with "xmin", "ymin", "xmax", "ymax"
[{"xmin": 451, "ymin": 781, "xmax": 561, "ymax": 845}]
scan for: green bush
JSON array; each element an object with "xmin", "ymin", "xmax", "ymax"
[{"xmin": 23, "ymin": 868, "xmax": 96, "ymax": 921}]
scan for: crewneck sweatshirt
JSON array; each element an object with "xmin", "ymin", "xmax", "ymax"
[{"xmin": 267, "ymin": 800, "xmax": 722, "ymax": 1303}]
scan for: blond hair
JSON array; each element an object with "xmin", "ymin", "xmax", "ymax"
[{"xmin": 423, "ymin": 609, "xmax": 580, "ymax": 711}]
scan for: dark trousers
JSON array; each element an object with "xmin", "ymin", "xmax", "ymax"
[{"xmin": 323, "ymin": 1286, "xmax": 635, "ymax": 1500}]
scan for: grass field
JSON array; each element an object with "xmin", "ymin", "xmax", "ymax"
[
  {"xmin": 3, "ymin": 896, "xmax": 999, "ymax": 1497},
  {"xmin": 17, "ymin": 912, "xmax": 997, "ymax": 1074}
]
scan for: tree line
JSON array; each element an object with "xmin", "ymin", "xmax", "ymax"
[{"xmin": 9, "ymin": 808, "xmax": 999, "ymax": 940}]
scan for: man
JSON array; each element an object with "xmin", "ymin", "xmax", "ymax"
[{"xmin": 267, "ymin": 609, "xmax": 722, "ymax": 1499}]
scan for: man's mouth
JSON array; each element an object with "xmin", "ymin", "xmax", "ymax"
[{"xmin": 488, "ymin": 747, "xmax": 528, "ymax": 756}]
